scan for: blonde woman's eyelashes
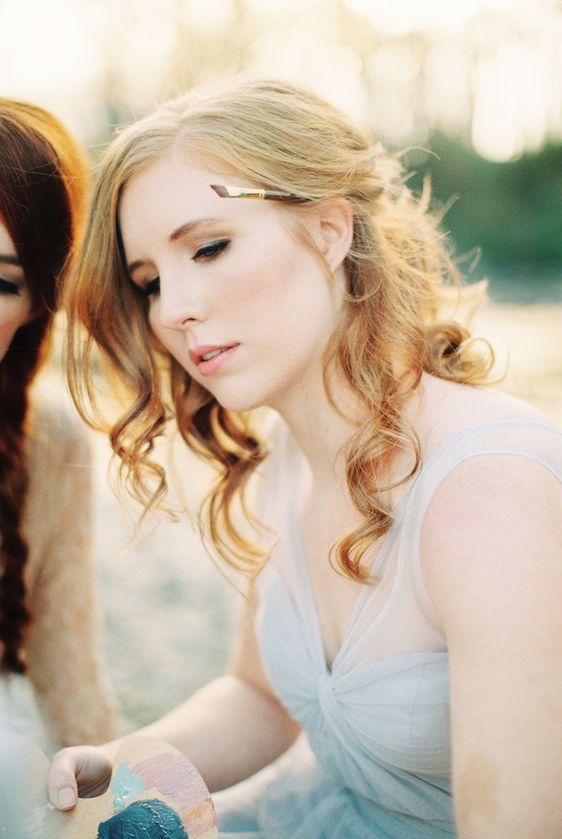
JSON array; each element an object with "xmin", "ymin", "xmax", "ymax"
[
  {"xmin": 192, "ymin": 239, "xmax": 230, "ymax": 261},
  {"xmin": 131, "ymin": 239, "xmax": 231, "ymax": 298}
]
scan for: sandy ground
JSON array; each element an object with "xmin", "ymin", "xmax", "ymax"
[
  {"xmin": 91, "ymin": 437, "xmax": 238, "ymax": 731},
  {"xmin": 81, "ymin": 302, "xmax": 562, "ymax": 731},
  {"xmin": 474, "ymin": 303, "xmax": 562, "ymax": 425}
]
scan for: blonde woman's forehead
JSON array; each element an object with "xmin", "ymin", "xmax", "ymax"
[
  {"xmin": 120, "ymin": 149, "xmax": 238, "ymax": 204},
  {"xmin": 118, "ymin": 152, "xmax": 278, "ymax": 260},
  {"xmin": 120, "ymin": 154, "xmax": 238, "ymax": 225}
]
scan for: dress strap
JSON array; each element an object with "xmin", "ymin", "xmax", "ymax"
[{"xmin": 397, "ymin": 420, "xmax": 562, "ymax": 641}]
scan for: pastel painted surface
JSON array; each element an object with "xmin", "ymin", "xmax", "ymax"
[
  {"xmin": 0, "ymin": 735, "xmax": 217, "ymax": 838},
  {"xmin": 130, "ymin": 748, "xmax": 217, "ymax": 837}
]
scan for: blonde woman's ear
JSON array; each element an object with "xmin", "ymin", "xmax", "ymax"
[{"xmin": 316, "ymin": 196, "xmax": 354, "ymax": 272}]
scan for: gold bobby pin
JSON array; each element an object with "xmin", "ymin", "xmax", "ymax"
[{"xmin": 210, "ymin": 184, "xmax": 296, "ymax": 200}]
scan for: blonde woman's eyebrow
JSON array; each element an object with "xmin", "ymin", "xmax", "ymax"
[{"xmin": 169, "ymin": 216, "xmax": 226, "ymax": 242}]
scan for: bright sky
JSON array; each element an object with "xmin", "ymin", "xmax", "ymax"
[
  {"xmin": 1, "ymin": 0, "xmax": 559, "ymax": 161},
  {"xmin": 346, "ymin": 0, "xmax": 521, "ymax": 33}
]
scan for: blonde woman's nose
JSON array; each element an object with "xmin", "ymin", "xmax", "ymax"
[{"xmin": 156, "ymin": 275, "xmax": 207, "ymax": 329}]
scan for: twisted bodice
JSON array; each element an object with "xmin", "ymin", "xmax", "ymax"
[{"xmin": 251, "ymin": 419, "xmax": 562, "ymax": 836}]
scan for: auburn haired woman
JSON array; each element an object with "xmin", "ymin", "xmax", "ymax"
[
  {"xmin": 0, "ymin": 98, "xmax": 118, "ymax": 750},
  {"xmin": 49, "ymin": 78, "xmax": 561, "ymax": 837}
]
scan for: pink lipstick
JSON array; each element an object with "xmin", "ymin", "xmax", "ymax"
[{"xmin": 189, "ymin": 343, "xmax": 239, "ymax": 376}]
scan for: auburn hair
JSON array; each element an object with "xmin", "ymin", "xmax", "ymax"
[
  {"xmin": 0, "ymin": 98, "xmax": 88, "ymax": 672},
  {"xmin": 64, "ymin": 77, "xmax": 493, "ymax": 581}
]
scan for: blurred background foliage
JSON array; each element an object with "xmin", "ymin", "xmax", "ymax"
[
  {"xmin": 407, "ymin": 136, "xmax": 562, "ymax": 301},
  {"xmin": 2, "ymin": 0, "xmax": 561, "ymax": 302}
]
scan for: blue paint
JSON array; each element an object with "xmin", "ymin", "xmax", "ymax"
[
  {"xmin": 110, "ymin": 763, "xmax": 146, "ymax": 810},
  {"xmin": 97, "ymin": 799, "xmax": 188, "ymax": 838}
]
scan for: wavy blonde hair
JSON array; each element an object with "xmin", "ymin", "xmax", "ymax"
[{"xmin": 65, "ymin": 77, "xmax": 493, "ymax": 581}]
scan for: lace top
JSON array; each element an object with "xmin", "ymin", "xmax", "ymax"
[{"xmin": 0, "ymin": 386, "xmax": 119, "ymax": 751}]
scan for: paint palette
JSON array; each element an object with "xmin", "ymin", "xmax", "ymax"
[{"xmin": 0, "ymin": 733, "xmax": 218, "ymax": 838}]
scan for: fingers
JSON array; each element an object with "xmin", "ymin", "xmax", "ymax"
[
  {"xmin": 48, "ymin": 746, "xmax": 113, "ymax": 810},
  {"xmin": 48, "ymin": 748, "xmax": 79, "ymax": 810}
]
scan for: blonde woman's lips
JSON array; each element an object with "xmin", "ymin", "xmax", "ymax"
[{"xmin": 189, "ymin": 343, "xmax": 240, "ymax": 376}]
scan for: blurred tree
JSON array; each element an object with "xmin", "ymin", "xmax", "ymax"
[
  {"xmin": 78, "ymin": 0, "xmax": 561, "ymax": 300},
  {"xmin": 407, "ymin": 134, "xmax": 562, "ymax": 299}
]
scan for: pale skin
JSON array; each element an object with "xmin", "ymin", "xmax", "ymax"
[
  {"xmin": 48, "ymin": 152, "xmax": 562, "ymax": 837},
  {"xmin": 0, "ymin": 220, "xmax": 32, "ymax": 362}
]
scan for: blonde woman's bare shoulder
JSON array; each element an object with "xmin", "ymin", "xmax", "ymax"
[{"xmin": 417, "ymin": 372, "xmax": 554, "ymax": 455}]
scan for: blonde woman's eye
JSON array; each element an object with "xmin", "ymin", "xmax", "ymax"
[
  {"xmin": 133, "ymin": 276, "xmax": 160, "ymax": 298},
  {"xmin": 192, "ymin": 240, "xmax": 230, "ymax": 262}
]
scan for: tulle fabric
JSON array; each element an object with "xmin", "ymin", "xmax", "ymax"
[{"xmin": 215, "ymin": 420, "xmax": 562, "ymax": 838}]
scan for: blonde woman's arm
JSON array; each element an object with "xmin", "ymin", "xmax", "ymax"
[
  {"xmin": 422, "ymin": 454, "xmax": 562, "ymax": 839},
  {"xmin": 137, "ymin": 579, "xmax": 301, "ymax": 790},
  {"xmin": 24, "ymin": 399, "xmax": 119, "ymax": 748},
  {"xmin": 48, "ymin": 580, "xmax": 300, "ymax": 808}
]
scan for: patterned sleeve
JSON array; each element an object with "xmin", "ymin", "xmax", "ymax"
[{"xmin": 23, "ymin": 394, "xmax": 120, "ymax": 748}]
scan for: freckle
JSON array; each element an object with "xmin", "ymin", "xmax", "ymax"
[{"xmin": 457, "ymin": 753, "xmax": 501, "ymax": 826}]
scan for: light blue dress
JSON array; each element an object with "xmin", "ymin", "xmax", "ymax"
[{"xmin": 214, "ymin": 420, "xmax": 562, "ymax": 838}]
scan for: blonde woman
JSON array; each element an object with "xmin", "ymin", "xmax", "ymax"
[
  {"xmin": 49, "ymin": 79, "xmax": 562, "ymax": 837},
  {"xmin": 0, "ymin": 99, "xmax": 118, "ymax": 751}
]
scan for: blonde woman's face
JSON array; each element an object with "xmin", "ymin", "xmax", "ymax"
[
  {"xmin": 119, "ymin": 151, "xmax": 344, "ymax": 414},
  {"xmin": 0, "ymin": 220, "xmax": 32, "ymax": 363}
]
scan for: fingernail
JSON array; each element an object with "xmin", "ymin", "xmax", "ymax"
[{"xmin": 57, "ymin": 787, "xmax": 76, "ymax": 808}]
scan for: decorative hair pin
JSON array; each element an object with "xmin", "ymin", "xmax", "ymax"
[{"xmin": 210, "ymin": 184, "xmax": 296, "ymax": 200}]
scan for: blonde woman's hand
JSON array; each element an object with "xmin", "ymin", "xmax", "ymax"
[{"xmin": 48, "ymin": 745, "xmax": 113, "ymax": 810}]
